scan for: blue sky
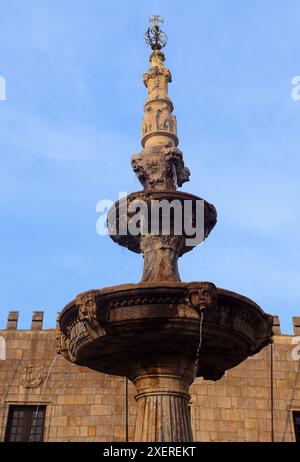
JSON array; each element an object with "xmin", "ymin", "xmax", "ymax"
[{"xmin": 0, "ymin": 1, "xmax": 299, "ymax": 333}]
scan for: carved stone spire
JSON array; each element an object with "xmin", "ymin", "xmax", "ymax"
[
  {"xmin": 141, "ymin": 50, "xmax": 178, "ymax": 148},
  {"xmin": 106, "ymin": 18, "xmax": 216, "ymax": 283},
  {"xmin": 131, "ymin": 18, "xmax": 190, "ymax": 194}
]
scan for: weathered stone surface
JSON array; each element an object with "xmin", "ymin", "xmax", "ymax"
[
  {"xmin": 141, "ymin": 50, "xmax": 177, "ymax": 147},
  {"xmin": 0, "ymin": 324, "xmax": 298, "ymax": 442},
  {"xmin": 140, "ymin": 235, "xmax": 183, "ymax": 282},
  {"xmin": 132, "ymin": 366, "xmax": 193, "ymax": 441},
  {"xmin": 31, "ymin": 311, "xmax": 44, "ymax": 330},
  {"xmin": 107, "ymin": 190, "xmax": 217, "ymax": 257},
  {"xmin": 54, "ymin": 21, "xmax": 274, "ymax": 442},
  {"xmin": 131, "ymin": 144, "xmax": 190, "ymax": 191},
  {"xmin": 57, "ymin": 283, "xmax": 272, "ymax": 381},
  {"xmin": 6, "ymin": 311, "xmax": 19, "ymax": 330},
  {"xmin": 20, "ymin": 363, "xmax": 45, "ymax": 388}
]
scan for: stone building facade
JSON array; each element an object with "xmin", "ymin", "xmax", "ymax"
[{"xmin": 0, "ymin": 311, "xmax": 299, "ymax": 442}]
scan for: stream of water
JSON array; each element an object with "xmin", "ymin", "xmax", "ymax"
[
  {"xmin": 194, "ymin": 309, "xmax": 204, "ymax": 379},
  {"xmin": 29, "ymin": 353, "xmax": 60, "ymax": 441}
]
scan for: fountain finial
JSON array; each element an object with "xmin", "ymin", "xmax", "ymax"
[
  {"xmin": 145, "ymin": 15, "xmax": 168, "ymax": 50},
  {"xmin": 140, "ymin": 16, "xmax": 177, "ymax": 150}
]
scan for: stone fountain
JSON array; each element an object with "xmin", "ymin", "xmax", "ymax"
[{"xmin": 57, "ymin": 17, "xmax": 273, "ymax": 442}]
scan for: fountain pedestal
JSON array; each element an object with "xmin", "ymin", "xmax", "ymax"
[{"xmin": 132, "ymin": 363, "xmax": 194, "ymax": 442}]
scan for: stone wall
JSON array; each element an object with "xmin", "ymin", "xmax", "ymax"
[{"xmin": 0, "ymin": 312, "xmax": 299, "ymax": 442}]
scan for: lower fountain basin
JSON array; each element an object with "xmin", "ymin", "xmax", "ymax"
[{"xmin": 57, "ymin": 282, "xmax": 273, "ymax": 381}]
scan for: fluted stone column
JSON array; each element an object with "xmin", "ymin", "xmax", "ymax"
[{"xmin": 131, "ymin": 364, "xmax": 194, "ymax": 442}]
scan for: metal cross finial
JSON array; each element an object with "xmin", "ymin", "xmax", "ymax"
[
  {"xmin": 149, "ymin": 15, "xmax": 164, "ymax": 27},
  {"xmin": 145, "ymin": 16, "xmax": 168, "ymax": 50}
]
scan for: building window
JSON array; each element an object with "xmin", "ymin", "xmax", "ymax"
[
  {"xmin": 5, "ymin": 405, "xmax": 46, "ymax": 442},
  {"xmin": 293, "ymin": 411, "xmax": 300, "ymax": 442}
]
